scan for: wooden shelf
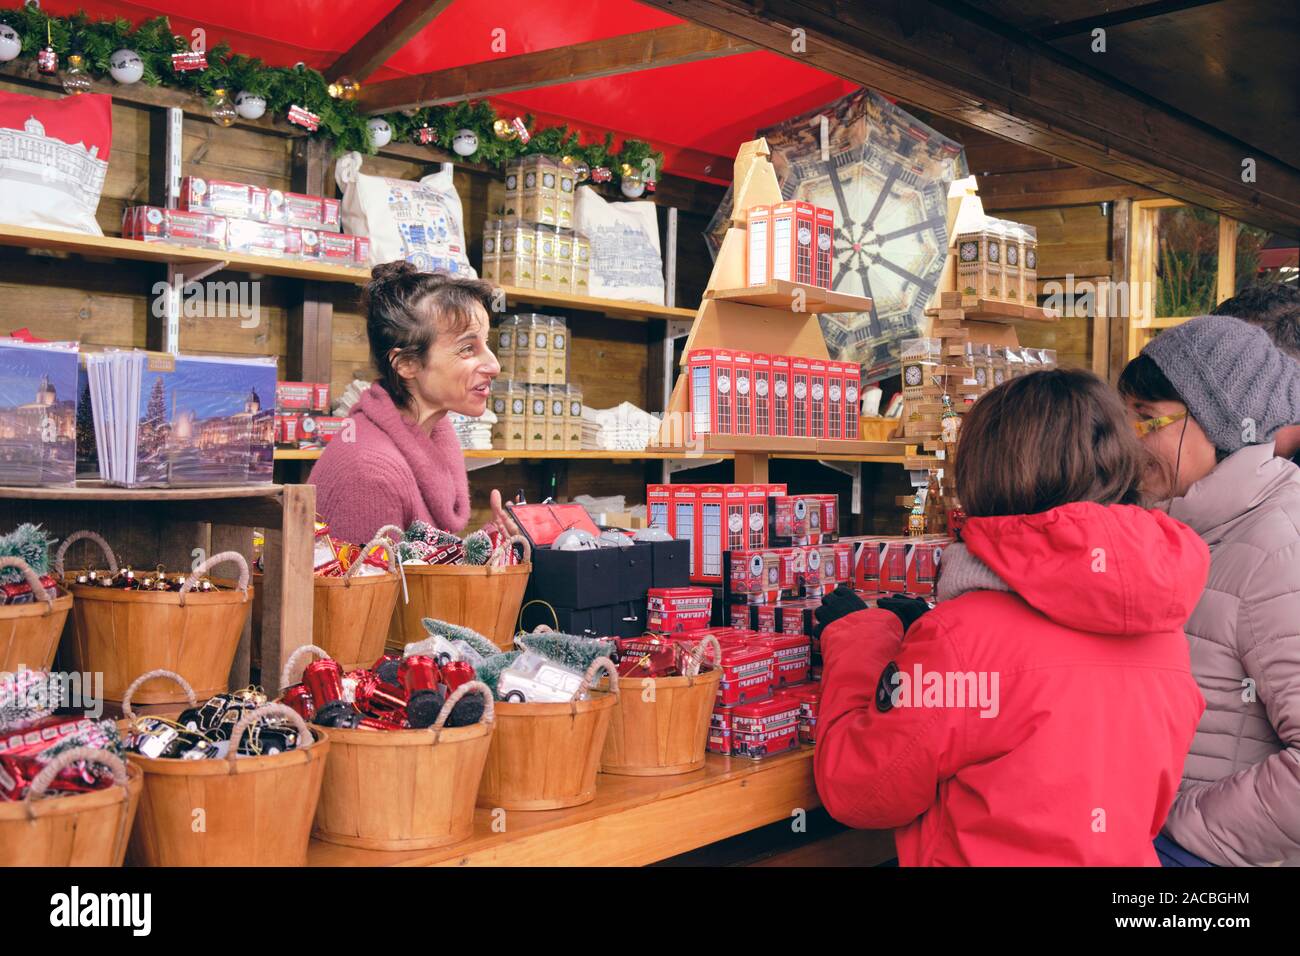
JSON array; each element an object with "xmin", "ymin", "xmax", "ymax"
[
  {"xmin": 0, "ymin": 481, "xmax": 283, "ymax": 501},
  {"xmin": 307, "ymin": 747, "xmax": 817, "ymax": 867},
  {"xmin": 499, "ymin": 284, "xmax": 696, "ymax": 321},
  {"xmin": 653, "ymin": 434, "xmax": 901, "ymax": 458},
  {"xmin": 0, "ymin": 225, "xmax": 699, "ymax": 321},
  {"xmin": 0, "ymin": 223, "xmax": 369, "ymax": 283},
  {"xmin": 706, "ymin": 280, "xmax": 874, "ymax": 313},
  {"xmin": 276, "ymin": 446, "xmax": 909, "ymax": 465},
  {"xmin": 926, "ymin": 297, "xmax": 1060, "ymax": 324}
]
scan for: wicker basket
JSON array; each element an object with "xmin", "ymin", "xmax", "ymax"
[
  {"xmin": 0, "ymin": 747, "xmax": 141, "ymax": 867},
  {"xmin": 477, "ymin": 658, "xmax": 619, "ymax": 811},
  {"xmin": 58, "ymin": 532, "xmax": 253, "ymax": 707},
  {"xmin": 121, "ymin": 670, "xmax": 329, "ymax": 867},
  {"xmin": 0, "ymin": 556, "xmax": 72, "ymax": 673},
  {"xmin": 313, "ymin": 536, "xmax": 402, "ymax": 671},
  {"xmin": 386, "ymin": 531, "xmax": 531, "ymax": 652}
]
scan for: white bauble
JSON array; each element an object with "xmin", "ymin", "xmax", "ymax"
[
  {"xmin": 234, "ymin": 91, "xmax": 267, "ymax": 120},
  {"xmin": 108, "ymin": 49, "xmax": 144, "ymax": 84},
  {"xmin": 451, "ymin": 128, "xmax": 478, "ymax": 157},
  {"xmin": 620, "ymin": 176, "xmax": 646, "ymax": 199},
  {"xmin": 366, "ymin": 117, "xmax": 392, "ymax": 149},
  {"xmin": 0, "ymin": 24, "xmax": 20, "ymax": 63}
]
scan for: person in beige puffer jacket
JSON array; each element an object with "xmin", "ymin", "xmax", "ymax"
[{"xmin": 1120, "ymin": 315, "xmax": 1300, "ymax": 867}]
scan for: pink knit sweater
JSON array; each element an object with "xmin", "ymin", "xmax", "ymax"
[{"xmin": 309, "ymin": 383, "xmax": 470, "ymax": 545}]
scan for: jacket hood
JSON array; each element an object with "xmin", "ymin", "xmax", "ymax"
[
  {"xmin": 958, "ymin": 501, "xmax": 1209, "ymax": 636},
  {"xmin": 1163, "ymin": 442, "xmax": 1300, "ymax": 547}
]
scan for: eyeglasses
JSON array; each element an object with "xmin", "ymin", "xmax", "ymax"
[{"xmin": 1133, "ymin": 410, "xmax": 1188, "ymax": 437}]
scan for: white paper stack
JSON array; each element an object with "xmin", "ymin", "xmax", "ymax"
[
  {"xmin": 580, "ymin": 402, "xmax": 661, "ymax": 451},
  {"xmin": 450, "ymin": 407, "xmax": 496, "ymax": 450}
]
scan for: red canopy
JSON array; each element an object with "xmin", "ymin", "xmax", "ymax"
[{"xmin": 40, "ymin": 0, "xmax": 857, "ymax": 182}]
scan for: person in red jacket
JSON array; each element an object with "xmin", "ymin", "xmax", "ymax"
[{"xmin": 814, "ymin": 369, "xmax": 1210, "ymax": 866}]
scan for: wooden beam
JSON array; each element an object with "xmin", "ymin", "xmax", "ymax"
[
  {"xmin": 328, "ymin": 0, "xmax": 456, "ymax": 82},
  {"xmin": 359, "ymin": 23, "xmax": 754, "ymax": 114},
  {"xmin": 1034, "ymin": 0, "xmax": 1228, "ymax": 40},
  {"xmin": 637, "ymin": 0, "xmax": 1300, "ymax": 235},
  {"xmin": 1216, "ymin": 216, "xmax": 1238, "ymax": 306},
  {"xmin": 976, "ymin": 166, "xmax": 1160, "ymax": 210}
]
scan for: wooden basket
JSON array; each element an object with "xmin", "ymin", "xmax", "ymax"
[
  {"xmin": 0, "ymin": 556, "xmax": 73, "ymax": 673},
  {"xmin": 58, "ymin": 533, "xmax": 253, "ymax": 706},
  {"xmin": 386, "ymin": 532, "xmax": 532, "ymax": 652},
  {"xmin": 0, "ymin": 747, "xmax": 141, "ymax": 867},
  {"xmin": 477, "ymin": 658, "xmax": 619, "ymax": 811},
  {"xmin": 313, "ymin": 536, "xmax": 401, "ymax": 671},
  {"xmin": 602, "ymin": 638, "xmax": 723, "ymax": 777},
  {"xmin": 121, "ymin": 672, "xmax": 329, "ymax": 867}
]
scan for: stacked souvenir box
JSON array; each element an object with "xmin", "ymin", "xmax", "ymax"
[
  {"xmin": 480, "ymin": 156, "xmax": 590, "ymax": 295},
  {"xmin": 686, "ymin": 349, "xmax": 862, "ymax": 442},
  {"xmin": 489, "ymin": 314, "xmax": 582, "ymax": 451},
  {"xmin": 121, "ymin": 176, "xmax": 369, "ymax": 266},
  {"xmin": 745, "ymin": 201, "xmax": 836, "ymax": 289},
  {"xmin": 273, "ymin": 381, "xmax": 343, "ymax": 450}
]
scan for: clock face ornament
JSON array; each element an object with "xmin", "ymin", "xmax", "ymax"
[{"xmin": 706, "ymin": 90, "xmax": 966, "ymax": 384}]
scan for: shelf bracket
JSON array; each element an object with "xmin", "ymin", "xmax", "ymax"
[{"xmin": 815, "ymin": 459, "xmax": 863, "ymax": 515}]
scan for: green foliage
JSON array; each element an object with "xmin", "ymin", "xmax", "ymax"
[
  {"xmin": 517, "ymin": 633, "xmax": 616, "ymax": 673},
  {"xmin": 420, "ymin": 618, "xmax": 502, "ymax": 660},
  {"xmin": 462, "ymin": 530, "xmax": 494, "ymax": 566},
  {"xmin": 474, "ymin": 650, "xmax": 521, "ymax": 698},
  {"xmin": 0, "ymin": 524, "xmax": 55, "ymax": 586},
  {"xmin": 0, "ymin": 7, "xmax": 664, "ymax": 175}
]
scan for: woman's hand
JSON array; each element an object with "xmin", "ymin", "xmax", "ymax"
[{"xmin": 490, "ymin": 488, "xmax": 521, "ymax": 539}]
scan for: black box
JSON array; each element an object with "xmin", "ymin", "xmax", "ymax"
[
  {"xmin": 524, "ymin": 604, "xmax": 616, "ymax": 638},
  {"xmin": 610, "ymin": 600, "xmax": 645, "ymax": 638},
  {"xmin": 612, "ymin": 542, "xmax": 654, "ymax": 604},
  {"xmin": 526, "ymin": 548, "xmax": 619, "ymax": 610},
  {"xmin": 648, "ymin": 539, "xmax": 690, "ymax": 588}
]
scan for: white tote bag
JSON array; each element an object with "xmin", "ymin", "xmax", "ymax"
[
  {"xmin": 574, "ymin": 186, "xmax": 664, "ymax": 305},
  {"xmin": 335, "ymin": 152, "xmax": 476, "ymax": 276}
]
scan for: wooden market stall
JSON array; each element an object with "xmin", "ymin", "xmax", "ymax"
[{"xmin": 1, "ymin": 0, "xmax": 1296, "ymax": 867}]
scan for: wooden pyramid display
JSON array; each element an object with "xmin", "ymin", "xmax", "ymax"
[{"xmin": 650, "ymin": 138, "xmax": 896, "ymax": 483}]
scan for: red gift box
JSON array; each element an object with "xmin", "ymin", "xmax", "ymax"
[
  {"xmin": 226, "ymin": 217, "xmax": 287, "ymax": 258},
  {"xmin": 880, "ymin": 539, "xmax": 909, "ymax": 592},
  {"xmin": 647, "ymin": 483, "xmax": 672, "ymax": 536},
  {"xmin": 826, "ymin": 361, "xmax": 846, "ymax": 440},
  {"xmin": 732, "ymin": 351, "xmax": 754, "ymax": 437},
  {"xmin": 751, "ymin": 352, "xmax": 773, "ymax": 437},
  {"xmin": 843, "ymin": 361, "xmax": 862, "ymax": 440},
  {"xmin": 276, "ymin": 381, "xmax": 315, "ymax": 411},
  {"xmin": 670, "ymin": 485, "xmax": 698, "ymax": 579},
  {"xmin": 731, "ymin": 696, "xmax": 801, "ymax": 758},
  {"xmin": 178, "ymin": 177, "xmax": 269, "ymax": 220},
  {"xmin": 745, "ymin": 204, "xmax": 771, "ymax": 287},
  {"xmin": 771, "ymin": 201, "xmax": 817, "ymax": 286},
  {"xmin": 708, "ymin": 704, "xmax": 733, "ymax": 755},
  {"xmin": 124, "ymin": 206, "xmax": 226, "ymax": 249},
  {"xmin": 814, "ymin": 206, "xmax": 835, "ymax": 290},
  {"xmin": 694, "ymin": 484, "xmax": 726, "ymax": 583},
  {"xmin": 757, "ymin": 634, "xmax": 811, "ymax": 687},
  {"xmin": 615, "ymin": 635, "xmax": 679, "ymax": 677},
  {"xmin": 771, "ymin": 355, "xmax": 791, "ymax": 437},
  {"xmin": 646, "ymin": 586, "xmax": 712, "ymax": 635},
  {"xmin": 716, "ymin": 645, "xmax": 774, "ymax": 707},
  {"xmin": 905, "ymin": 537, "xmax": 949, "ymax": 596},
  {"xmin": 808, "ymin": 358, "xmax": 828, "ymax": 440},
  {"xmin": 790, "ymin": 356, "xmax": 812, "ymax": 438},
  {"xmin": 321, "ymin": 198, "xmax": 342, "ymax": 231},
  {"xmin": 723, "ymin": 483, "xmax": 750, "ymax": 557},
  {"xmin": 783, "ymin": 683, "xmax": 821, "ymax": 743},
  {"xmin": 353, "ymin": 236, "xmax": 370, "ymax": 266}
]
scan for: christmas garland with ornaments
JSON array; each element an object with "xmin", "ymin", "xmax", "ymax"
[{"xmin": 0, "ymin": 4, "xmax": 664, "ymax": 191}]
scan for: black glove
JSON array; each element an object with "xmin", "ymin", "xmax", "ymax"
[
  {"xmin": 876, "ymin": 595, "xmax": 932, "ymax": 633},
  {"xmin": 813, "ymin": 584, "xmax": 868, "ymax": 640}
]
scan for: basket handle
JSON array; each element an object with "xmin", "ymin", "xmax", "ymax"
[
  {"xmin": 227, "ymin": 703, "xmax": 314, "ymax": 765},
  {"xmin": 0, "ymin": 556, "xmax": 53, "ymax": 608},
  {"xmin": 430, "ymin": 680, "xmax": 494, "ymax": 740},
  {"xmin": 53, "ymin": 530, "xmax": 119, "ymax": 577},
  {"xmin": 122, "ymin": 668, "xmax": 198, "ymax": 721},
  {"xmin": 179, "ymin": 550, "xmax": 250, "ymax": 605},
  {"xmin": 343, "ymin": 536, "xmax": 398, "ymax": 582},
  {"xmin": 279, "ymin": 644, "xmax": 332, "ymax": 690},
  {"xmin": 577, "ymin": 656, "xmax": 620, "ymax": 700},
  {"xmin": 489, "ymin": 533, "xmax": 531, "ymax": 569},
  {"xmin": 683, "ymin": 635, "xmax": 722, "ymax": 680},
  {"xmin": 373, "ymin": 524, "xmax": 406, "ymax": 543},
  {"xmin": 25, "ymin": 745, "xmax": 129, "ymax": 818}
]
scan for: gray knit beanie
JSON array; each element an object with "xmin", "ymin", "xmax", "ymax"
[{"xmin": 1143, "ymin": 315, "xmax": 1300, "ymax": 452}]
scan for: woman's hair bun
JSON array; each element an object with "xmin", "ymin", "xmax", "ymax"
[{"xmin": 370, "ymin": 260, "xmax": 421, "ymax": 288}]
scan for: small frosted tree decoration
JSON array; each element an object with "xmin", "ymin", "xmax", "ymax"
[
  {"xmin": 462, "ymin": 529, "xmax": 494, "ymax": 566},
  {"xmin": 0, "ymin": 523, "xmax": 55, "ymax": 587},
  {"xmin": 517, "ymin": 632, "xmax": 617, "ymax": 673},
  {"xmin": 418, "ymin": 617, "xmax": 502, "ymax": 661}
]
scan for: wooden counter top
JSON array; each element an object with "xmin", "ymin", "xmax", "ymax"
[{"xmin": 307, "ymin": 747, "xmax": 818, "ymax": 867}]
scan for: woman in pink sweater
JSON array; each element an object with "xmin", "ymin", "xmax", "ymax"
[{"xmin": 311, "ymin": 262, "xmax": 513, "ymax": 545}]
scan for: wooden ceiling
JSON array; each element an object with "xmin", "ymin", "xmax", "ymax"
[{"xmin": 640, "ymin": 0, "xmax": 1300, "ymax": 235}]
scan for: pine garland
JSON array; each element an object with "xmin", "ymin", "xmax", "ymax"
[
  {"xmin": 0, "ymin": 523, "xmax": 54, "ymax": 586},
  {"xmin": 0, "ymin": 7, "xmax": 665, "ymax": 177}
]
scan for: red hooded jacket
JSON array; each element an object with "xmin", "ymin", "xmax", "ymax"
[{"xmin": 814, "ymin": 502, "xmax": 1209, "ymax": 866}]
